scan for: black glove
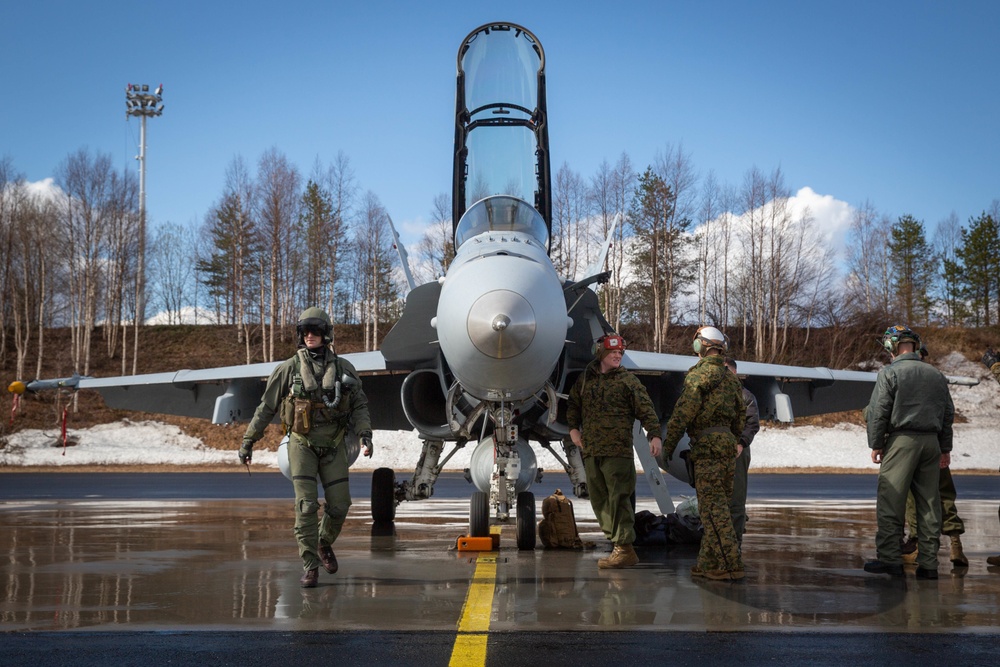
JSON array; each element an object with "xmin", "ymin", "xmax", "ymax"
[
  {"xmin": 983, "ymin": 348, "xmax": 1000, "ymax": 369},
  {"xmin": 239, "ymin": 438, "xmax": 255, "ymax": 465},
  {"xmin": 360, "ymin": 431, "xmax": 374, "ymax": 458}
]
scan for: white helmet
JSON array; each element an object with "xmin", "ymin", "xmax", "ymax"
[{"xmin": 693, "ymin": 326, "xmax": 729, "ymax": 355}]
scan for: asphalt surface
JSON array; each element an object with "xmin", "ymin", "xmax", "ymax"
[
  {"xmin": 1, "ymin": 470, "xmax": 997, "ymax": 501},
  {"xmin": 1, "ymin": 471, "xmax": 999, "ymax": 666}
]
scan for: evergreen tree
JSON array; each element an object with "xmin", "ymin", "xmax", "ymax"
[
  {"xmin": 955, "ymin": 212, "xmax": 1000, "ymax": 326},
  {"xmin": 626, "ymin": 167, "xmax": 693, "ymax": 352},
  {"xmin": 888, "ymin": 214, "xmax": 935, "ymax": 325},
  {"xmin": 300, "ymin": 180, "xmax": 346, "ymax": 314}
]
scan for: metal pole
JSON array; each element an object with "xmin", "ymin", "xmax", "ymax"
[
  {"xmin": 134, "ymin": 113, "xmax": 147, "ymax": 374},
  {"xmin": 125, "ymin": 83, "xmax": 162, "ymax": 374}
]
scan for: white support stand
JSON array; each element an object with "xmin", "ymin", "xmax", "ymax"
[{"xmin": 632, "ymin": 421, "xmax": 675, "ymax": 515}]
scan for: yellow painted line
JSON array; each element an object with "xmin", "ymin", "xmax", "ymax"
[{"xmin": 449, "ymin": 528, "xmax": 501, "ymax": 667}]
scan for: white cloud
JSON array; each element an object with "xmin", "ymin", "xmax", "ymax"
[{"xmin": 787, "ymin": 186, "xmax": 854, "ymax": 248}]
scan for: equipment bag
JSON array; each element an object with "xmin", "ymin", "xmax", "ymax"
[{"xmin": 538, "ymin": 489, "xmax": 585, "ymax": 549}]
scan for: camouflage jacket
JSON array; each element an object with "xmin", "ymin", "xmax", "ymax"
[
  {"xmin": 992, "ymin": 362, "xmax": 1000, "ymax": 386},
  {"xmin": 662, "ymin": 355, "xmax": 745, "ymax": 458},
  {"xmin": 244, "ymin": 347, "xmax": 371, "ymax": 446},
  {"xmin": 567, "ymin": 362, "xmax": 660, "ymax": 458},
  {"xmin": 865, "ymin": 351, "xmax": 954, "ymax": 453}
]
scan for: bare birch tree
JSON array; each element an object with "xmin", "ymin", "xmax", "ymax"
[
  {"xmin": 255, "ymin": 148, "xmax": 301, "ymax": 361},
  {"xmin": 0, "ymin": 156, "xmax": 21, "ymax": 366},
  {"xmin": 148, "ymin": 221, "xmax": 197, "ymax": 325},
  {"xmin": 58, "ymin": 149, "xmax": 116, "ymax": 379},
  {"xmin": 696, "ymin": 170, "xmax": 736, "ymax": 327},
  {"xmin": 315, "ymin": 152, "xmax": 355, "ymax": 318},
  {"xmin": 415, "ymin": 192, "xmax": 454, "ymax": 284},
  {"xmin": 598, "ymin": 152, "xmax": 635, "ymax": 329},
  {"xmin": 844, "ymin": 200, "xmax": 893, "ymax": 316},
  {"xmin": 354, "ymin": 191, "xmax": 396, "ymax": 350}
]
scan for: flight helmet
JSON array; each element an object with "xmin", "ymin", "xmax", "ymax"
[
  {"xmin": 693, "ymin": 326, "xmax": 729, "ymax": 356},
  {"xmin": 882, "ymin": 324, "xmax": 920, "ymax": 355},
  {"xmin": 297, "ymin": 307, "xmax": 333, "ymax": 347}
]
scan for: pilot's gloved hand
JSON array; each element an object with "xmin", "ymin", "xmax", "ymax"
[
  {"xmin": 239, "ymin": 438, "xmax": 255, "ymax": 465},
  {"xmin": 983, "ymin": 348, "xmax": 999, "ymax": 369},
  {"xmin": 360, "ymin": 431, "xmax": 374, "ymax": 458}
]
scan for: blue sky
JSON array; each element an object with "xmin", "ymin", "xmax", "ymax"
[{"xmin": 3, "ymin": 1, "xmax": 999, "ymax": 248}]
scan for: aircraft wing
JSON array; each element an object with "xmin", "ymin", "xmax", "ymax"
[
  {"xmin": 24, "ymin": 350, "xmax": 412, "ymax": 431},
  {"xmin": 622, "ymin": 350, "xmax": 978, "ymax": 423}
]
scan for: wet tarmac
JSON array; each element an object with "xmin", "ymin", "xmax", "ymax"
[{"xmin": 2, "ymin": 473, "xmax": 1000, "ymax": 664}]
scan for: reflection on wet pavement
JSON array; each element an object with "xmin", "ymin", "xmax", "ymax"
[{"xmin": 2, "ymin": 499, "xmax": 999, "ymax": 632}]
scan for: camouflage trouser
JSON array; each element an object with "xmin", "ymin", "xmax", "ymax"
[
  {"xmin": 289, "ymin": 430, "xmax": 352, "ymax": 571},
  {"xmin": 692, "ymin": 434, "xmax": 743, "ymax": 573},
  {"xmin": 729, "ymin": 445, "xmax": 751, "ymax": 542},
  {"xmin": 583, "ymin": 455, "xmax": 636, "ymax": 546},
  {"xmin": 876, "ymin": 433, "xmax": 942, "ymax": 570},
  {"xmin": 904, "ymin": 465, "xmax": 964, "ymax": 536}
]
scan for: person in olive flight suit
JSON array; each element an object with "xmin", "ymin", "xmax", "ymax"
[
  {"xmin": 899, "ymin": 344, "xmax": 968, "ymax": 567},
  {"xmin": 567, "ymin": 334, "xmax": 662, "ymax": 569},
  {"xmin": 983, "ymin": 347, "xmax": 1000, "ymax": 568},
  {"xmin": 864, "ymin": 325, "xmax": 953, "ymax": 580},
  {"xmin": 239, "ymin": 308, "xmax": 373, "ymax": 588},
  {"xmin": 663, "ymin": 327, "xmax": 746, "ymax": 581},
  {"xmin": 724, "ymin": 357, "xmax": 760, "ymax": 546}
]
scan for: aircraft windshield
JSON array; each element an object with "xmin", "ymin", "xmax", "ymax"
[
  {"xmin": 454, "ymin": 196, "xmax": 549, "ymax": 249},
  {"xmin": 458, "ymin": 25, "xmax": 543, "ymax": 220}
]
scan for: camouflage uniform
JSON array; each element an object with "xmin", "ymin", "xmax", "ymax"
[
  {"xmin": 866, "ymin": 351, "xmax": 954, "ymax": 571},
  {"xmin": 663, "ymin": 355, "xmax": 746, "ymax": 576},
  {"xmin": 730, "ymin": 386, "xmax": 760, "ymax": 543},
  {"xmin": 244, "ymin": 347, "xmax": 371, "ymax": 573},
  {"xmin": 567, "ymin": 362, "xmax": 659, "ymax": 547}
]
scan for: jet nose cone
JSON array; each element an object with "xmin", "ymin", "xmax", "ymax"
[{"xmin": 468, "ymin": 290, "xmax": 535, "ymax": 359}]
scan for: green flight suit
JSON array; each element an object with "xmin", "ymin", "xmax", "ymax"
[
  {"xmin": 730, "ymin": 386, "xmax": 760, "ymax": 543},
  {"xmin": 245, "ymin": 347, "xmax": 371, "ymax": 572},
  {"xmin": 567, "ymin": 361, "xmax": 660, "ymax": 547},
  {"xmin": 905, "ymin": 466, "xmax": 964, "ymax": 537},
  {"xmin": 992, "ymin": 362, "xmax": 1000, "ymax": 545},
  {"xmin": 866, "ymin": 351, "xmax": 954, "ymax": 570},
  {"xmin": 663, "ymin": 354, "xmax": 746, "ymax": 575}
]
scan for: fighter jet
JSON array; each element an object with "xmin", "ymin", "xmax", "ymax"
[{"xmin": 8, "ymin": 23, "xmax": 976, "ymax": 550}]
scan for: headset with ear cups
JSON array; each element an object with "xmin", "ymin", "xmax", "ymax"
[
  {"xmin": 882, "ymin": 324, "xmax": 920, "ymax": 354},
  {"xmin": 693, "ymin": 326, "xmax": 729, "ymax": 355}
]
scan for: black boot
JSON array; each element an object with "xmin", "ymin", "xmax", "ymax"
[
  {"xmin": 300, "ymin": 567, "xmax": 319, "ymax": 588},
  {"xmin": 319, "ymin": 545, "xmax": 338, "ymax": 574}
]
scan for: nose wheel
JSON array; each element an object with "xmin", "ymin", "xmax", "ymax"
[
  {"xmin": 468, "ymin": 490, "xmax": 537, "ymax": 550},
  {"xmin": 470, "ymin": 491, "xmax": 490, "ymax": 537}
]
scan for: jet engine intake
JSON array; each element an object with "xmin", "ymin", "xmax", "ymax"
[{"xmin": 400, "ymin": 368, "xmax": 454, "ymax": 440}]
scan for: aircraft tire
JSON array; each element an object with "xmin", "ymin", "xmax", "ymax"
[
  {"xmin": 516, "ymin": 491, "xmax": 536, "ymax": 550},
  {"xmin": 470, "ymin": 491, "xmax": 490, "ymax": 537},
  {"xmin": 371, "ymin": 467, "xmax": 397, "ymax": 523}
]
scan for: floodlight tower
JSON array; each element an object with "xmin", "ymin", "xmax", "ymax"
[{"xmin": 125, "ymin": 83, "xmax": 164, "ymax": 372}]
